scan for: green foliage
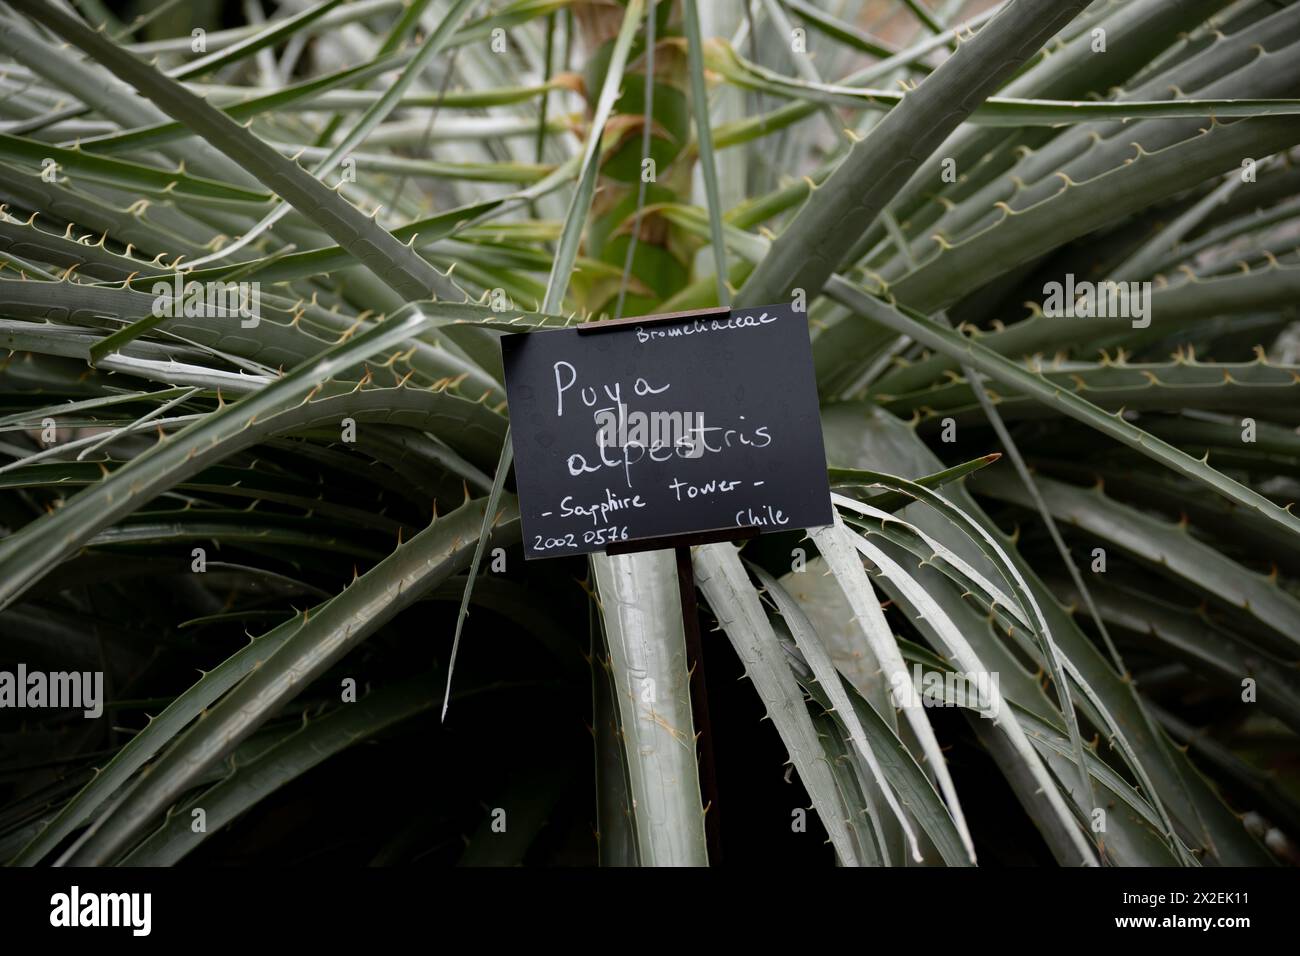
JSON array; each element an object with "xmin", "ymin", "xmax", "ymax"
[{"xmin": 1, "ymin": 0, "xmax": 1298, "ymax": 868}]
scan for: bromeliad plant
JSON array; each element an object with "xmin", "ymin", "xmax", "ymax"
[{"xmin": 0, "ymin": 0, "xmax": 1298, "ymax": 866}]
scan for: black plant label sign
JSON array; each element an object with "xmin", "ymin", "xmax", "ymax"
[{"xmin": 501, "ymin": 303, "xmax": 833, "ymax": 559}]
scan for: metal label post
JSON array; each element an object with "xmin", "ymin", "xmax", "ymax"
[{"xmin": 580, "ymin": 306, "xmax": 767, "ymax": 865}]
